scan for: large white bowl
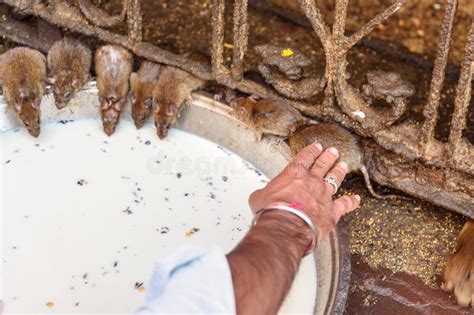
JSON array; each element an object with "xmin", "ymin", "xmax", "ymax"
[{"xmin": 0, "ymin": 84, "xmax": 350, "ymax": 314}]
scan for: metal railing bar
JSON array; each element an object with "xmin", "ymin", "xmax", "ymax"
[
  {"xmin": 126, "ymin": 0, "xmax": 142, "ymax": 43},
  {"xmin": 231, "ymin": 0, "xmax": 248, "ymax": 81},
  {"xmin": 333, "ymin": 0, "xmax": 348, "ymax": 39},
  {"xmin": 342, "ymin": 0, "xmax": 408, "ymax": 53},
  {"xmin": 421, "ymin": 0, "xmax": 458, "ymax": 156},
  {"xmin": 211, "ymin": 0, "xmax": 228, "ymax": 79},
  {"xmin": 448, "ymin": 19, "xmax": 473, "ymax": 163},
  {"xmin": 298, "ymin": 0, "xmax": 331, "ymax": 49}
]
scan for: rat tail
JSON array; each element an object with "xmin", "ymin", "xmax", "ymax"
[{"xmin": 360, "ymin": 165, "xmax": 408, "ymax": 200}]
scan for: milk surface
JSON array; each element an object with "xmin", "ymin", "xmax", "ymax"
[{"xmin": 0, "ymin": 119, "xmax": 316, "ymax": 314}]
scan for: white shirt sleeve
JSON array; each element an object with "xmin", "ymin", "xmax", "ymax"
[{"xmin": 134, "ymin": 246, "xmax": 236, "ymax": 315}]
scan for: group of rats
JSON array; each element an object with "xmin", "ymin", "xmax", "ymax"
[
  {"xmin": 0, "ymin": 37, "xmax": 400, "ymax": 199},
  {"xmin": 0, "ymin": 38, "xmax": 203, "ymax": 138},
  {"xmin": 1, "ymin": 37, "xmax": 472, "ymax": 307},
  {"xmin": 230, "ymin": 96, "xmax": 402, "ymax": 199}
]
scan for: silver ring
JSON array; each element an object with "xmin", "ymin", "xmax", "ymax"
[{"xmin": 323, "ymin": 176, "xmax": 338, "ymax": 195}]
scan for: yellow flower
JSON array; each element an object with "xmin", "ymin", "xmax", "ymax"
[{"xmin": 281, "ymin": 48, "xmax": 294, "ymax": 58}]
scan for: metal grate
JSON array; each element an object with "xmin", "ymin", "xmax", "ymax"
[{"xmin": 0, "ymin": 0, "xmax": 472, "ymax": 216}]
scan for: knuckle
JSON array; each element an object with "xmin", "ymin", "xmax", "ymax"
[
  {"xmin": 313, "ymin": 159, "xmax": 329, "ymax": 170},
  {"xmin": 306, "ymin": 146, "xmax": 319, "ymax": 157},
  {"xmin": 288, "ymin": 161, "xmax": 301, "ymax": 171},
  {"xmin": 339, "ymin": 197, "xmax": 351, "ymax": 209},
  {"xmin": 346, "ymin": 197, "xmax": 355, "ymax": 210},
  {"xmin": 292, "ymin": 163, "xmax": 308, "ymax": 175},
  {"xmin": 332, "ymin": 167, "xmax": 345, "ymax": 178},
  {"xmin": 248, "ymin": 189, "xmax": 260, "ymax": 202}
]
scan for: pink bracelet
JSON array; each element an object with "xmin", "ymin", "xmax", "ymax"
[{"xmin": 251, "ymin": 202, "xmax": 318, "ymax": 257}]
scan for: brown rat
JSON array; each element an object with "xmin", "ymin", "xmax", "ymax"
[
  {"xmin": 95, "ymin": 44, "xmax": 133, "ymax": 136},
  {"xmin": 152, "ymin": 65, "xmax": 204, "ymax": 139},
  {"xmin": 130, "ymin": 61, "xmax": 161, "ymax": 129},
  {"xmin": 47, "ymin": 37, "xmax": 92, "ymax": 109},
  {"xmin": 442, "ymin": 219, "xmax": 474, "ymax": 308},
  {"xmin": 289, "ymin": 123, "xmax": 403, "ymax": 199},
  {"xmin": 231, "ymin": 97, "xmax": 307, "ymax": 141},
  {"xmin": 0, "ymin": 47, "xmax": 46, "ymax": 137}
]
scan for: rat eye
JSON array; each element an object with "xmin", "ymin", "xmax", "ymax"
[
  {"xmin": 24, "ymin": 121, "xmax": 30, "ymax": 127},
  {"xmin": 64, "ymin": 92, "xmax": 72, "ymax": 99}
]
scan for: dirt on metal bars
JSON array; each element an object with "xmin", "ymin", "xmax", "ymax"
[{"xmin": 0, "ymin": 0, "xmax": 472, "ymax": 217}]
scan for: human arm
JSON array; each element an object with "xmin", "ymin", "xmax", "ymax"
[{"xmin": 227, "ymin": 142, "xmax": 361, "ymax": 314}]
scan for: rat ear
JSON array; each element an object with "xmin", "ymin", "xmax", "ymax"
[
  {"xmin": 113, "ymin": 101, "xmax": 123, "ymax": 112},
  {"xmin": 32, "ymin": 98, "xmax": 41, "ymax": 109},
  {"xmin": 153, "ymin": 100, "xmax": 160, "ymax": 111},
  {"xmin": 14, "ymin": 102, "xmax": 21, "ymax": 111},
  {"xmin": 71, "ymin": 78, "xmax": 81, "ymax": 89},
  {"xmin": 47, "ymin": 77, "xmax": 56, "ymax": 84},
  {"xmin": 166, "ymin": 104, "xmax": 177, "ymax": 116},
  {"xmin": 101, "ymin": 102, "xmax": 111, "ymax": 111}
]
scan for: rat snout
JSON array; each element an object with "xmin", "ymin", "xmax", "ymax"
[
  {"xmin": 21, "ymin": 100, "xmax": 42, "ymax": 138},
  {"xmin": 154, "ymin": 114, "xmax": 170, "ymax": 140},
  {"xmin": 27, "ymin": 125, "xmax": 41, "ymax": 138},
  {"xmin": 55, "ymin": 101, "xmax": 68, "ymax": 110},
  {"xmin": 134, "ymin": 114, "xmax": 147, "ymax": 129},
  {"xmin": 103, "ymin": 123, "xmax": 116, "ymax": 136},
  {"xmin": 102, "ymin": 107, "xmax": 121, "ymax": 136},
  {"xmin": 133, "ymin": 103, "xmax": 153, "ymax": 130},
  {"xmin": 156, "ymin": 122, "xmax": 169, "ymax": 140},
  {"xmin": 53, "ymin": 90, "xmax": 73, "ymax": 109},
  {"xmin": 102, "ymin": 116, "xmax": 117, "ymax": 136}
]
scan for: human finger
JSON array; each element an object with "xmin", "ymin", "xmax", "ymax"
[
  {"xmin": 288, "ymin": 142, "xmax": 323, "ymax": 172},
  {"xmin": 310, "ymin": 147, "xmax": 339, "ymax": 178},
  {"xmin": 323, "ymin": 161, "xmax": 348, "ymax": 195},
  {"xmin": 332, "ymin": 194, "xmax": 361, "ymax": 219}
]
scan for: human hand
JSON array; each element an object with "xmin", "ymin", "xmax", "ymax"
[{"xmin": 249, "ymin": 142, "xmax": 361, "ymax": 242}]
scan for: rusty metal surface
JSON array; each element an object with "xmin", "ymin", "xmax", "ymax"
[{"xmin": 0, "ymin": 0, "xmax": 472, "ymax": 218}]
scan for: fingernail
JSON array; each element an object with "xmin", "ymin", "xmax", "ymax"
[
  {"xmin": 339, "ymin": 161, "xmax": 348, "ymax": 170},
  {"xmin": 314, "ymin": 142, "xmax": 323, "ymax": 151},
  {"xmin": 355, "ymin": 195, "xmax": 361, "ymax": 202},
  {"xmin": 328, "ymin": 147, "xmax": 339, "ymax": 157}
]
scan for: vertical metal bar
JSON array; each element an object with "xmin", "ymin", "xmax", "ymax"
[
  {"xmin": 298, "ymin": 0, "xmax": 331, "ymax": 49},
  {"xmin": 212, "ymin": 0, "xmax": 227, "ymax": 79},
  {"xmin": 333, "ymin": 0, "xmax": 348, "ymax": 39},
  {"xmin": 342, "ymin": 0, "xmax": 407, "ymax": 52},
  {"xmin": 127, "ymin": 0, "xmax": 142, "ymax": 42},
  {"xmin": 448, "ymin": 19, "xmax": 473, "ymax": 162},
  {"xmin": 421, "ymin": 0, "xmax": 457, "ymax": 155},
  {"xmin": 231, "ymin": 0, "xmax": 248, "ymax": 81}
]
